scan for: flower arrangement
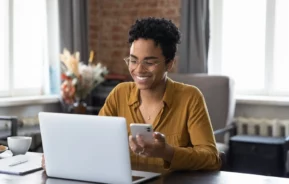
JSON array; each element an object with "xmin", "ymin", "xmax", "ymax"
[{"xmin": 60, "ymin": 49, "xmax": 108, "ymax": 104}]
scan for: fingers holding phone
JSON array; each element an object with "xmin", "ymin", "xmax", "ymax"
[
  {"xmin": 129, "ymin": 124, "xmax": 167, "ymax": 158},
  {"xmin": 153, "ymin": 132, "xmax": 166, "ymax": 143},
  {"xmin": 42, "ymin": 154, "xmax": 46, "ymax": 171},
  {"xmin": 129, "ymin": 124, "xmax": 153, "ymax": 156},
  {"xmin": 129, "ymin": 135, "xmax": 144, "ymax": 154}
]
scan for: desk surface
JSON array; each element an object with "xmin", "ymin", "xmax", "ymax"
[{"xmin": 0, "ymin": 153, "xmax": 288, "ymax": 184}]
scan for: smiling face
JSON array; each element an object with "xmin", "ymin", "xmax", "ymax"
[{"xmin": 128, "ymin": 38, "xmax": 173, "ymax": 91}]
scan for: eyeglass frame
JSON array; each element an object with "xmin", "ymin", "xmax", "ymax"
[{"xmin": 123, "ymin": 56, "xmax": 165, "ymax": 71}]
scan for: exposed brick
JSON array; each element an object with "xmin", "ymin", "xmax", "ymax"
[
  {"xmin": 145, "ymin": 0, "xmax": 158, "ymax": 7},
  {"xmin": 114, "ymin": 41, "xmax": 129, "ymax": 48},
  {"xmin": 122, "ymin": 2, "xmax": 134, "ymax": 9},
  {"xmin": 89, "ymin": 25, "xmax": 98, "ymax": 31},
  {"xmin": 89, "ymin": 40, "xmax": 98, "ymax": 48},
  {"xmin": 102, "ymin": 0, "xmax": 121, "ymax": 9},
  {"xmin": 136, "ymin": 9, "xmax": 155, "ymax": 17},
  {"xmin": 99, "ymin": 42, "xmax": 110, "ymax": 48},
  {"xmin": 164, "ymin": 8, "xmax": 176, "ymax": 15},
  {"xmin": 88, "ymin": 0, "xmax": 181, "ymax": 75},
  {"xmin": 112, "ymin": 50, "xmax": 122, "ymax": 57},
  {"xmin": 123, "ymin": 10, "xmax": 138, "ymax": 17},
  {"xmin": 158, "ymin": 0, "xmax": 180, "ymax": 7},
  {"xmin": 101, "ymin": 10, "xmax": 110, "ymax": 17},
  {"xmin": 111, "ymin": 10, "xmax": 121, "ymax": 17},
  {"xmin": 90, "ymin": 32, "xmax": 98, "ymax": 39},
  {"xmin": 120, "ymin": 18, "xmax": 135, "ymax": 26},
  {"xmin": 111, "ymin": 34, "xmax": 123, "ymax": 41},
  {"xmin": 134, "ymin": 1, "xmax": 150, "ymax": 8},
  {"xmin": 111, "ymin": 25, "xmax": 123, "ymax": 32},
  {"xmin": 89, "ymin": 0, "xmax": 98, "ymax": 9}
]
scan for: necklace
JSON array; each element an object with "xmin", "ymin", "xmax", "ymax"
[{"xmin": 141, "ymin": 103, "xmax": 164, "ymax": 121}]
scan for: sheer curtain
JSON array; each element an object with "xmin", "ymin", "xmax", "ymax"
[
  {"xmin": 46, "ymin": 0, "xmax": 61, "ymax": 95},
  {"xmin": 48, "ymin": 0, "xmax": 89, "ymax": 95}
]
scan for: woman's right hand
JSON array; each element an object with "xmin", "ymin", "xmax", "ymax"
[{"xmin": 42, "ymin": 154, "xmax": 46, "ymax": 171}]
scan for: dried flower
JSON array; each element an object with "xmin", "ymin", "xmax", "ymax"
[{"xmin": 60, "ymin": 49, "xmax": 108, "ymax": 104}]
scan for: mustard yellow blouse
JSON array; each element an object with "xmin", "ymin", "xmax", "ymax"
[{"xmin": 98, "ymin": 78, "xmax": 221, "ymax": 171}]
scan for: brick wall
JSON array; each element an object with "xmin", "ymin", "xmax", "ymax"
[{"xmin": 89, "ymin": 0, "xmax": 181, "ymax": 75}]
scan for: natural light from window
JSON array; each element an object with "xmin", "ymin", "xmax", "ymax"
[
  {"xmin": 0, "ymin": 0, "xmax": 49, "ymax": 97},
  {"xmin": 0, "ymin": 0, "xmax": 8, "ymax": 92},
  {"xmin": 209, "ymin": 0, "xmax": 289, "ymax": 96},
  {"xmin": 273, "ymin": 0, "xmax": 289, "ymax": 92},
  {"xmin": 13, "ymin": 0, "xmax": 45, "ymax": 89},
  {"xmin": 222, "ymin": 0, "xmax": 266, "ymax": 92}
]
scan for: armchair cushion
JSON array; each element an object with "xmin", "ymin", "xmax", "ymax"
[{"xmin": 168, "ymin": 73, "xmax": 235, "ymax": 143}]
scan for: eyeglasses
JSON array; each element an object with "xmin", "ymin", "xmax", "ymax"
[{"xmin": 123, "ymin": 57, "xmax": 163, "ymax": 71}]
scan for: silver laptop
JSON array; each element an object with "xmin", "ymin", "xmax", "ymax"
[{"xmin": 38, "ymin": 112, "xmax": 160, "ymax": 184}]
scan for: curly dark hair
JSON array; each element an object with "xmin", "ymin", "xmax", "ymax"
[{"xmin": 128, "ymin": 17, "xmax": 181, "ymax": 64}]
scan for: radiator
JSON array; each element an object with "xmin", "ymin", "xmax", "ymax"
[{"xmin": 235, "ymin": 117, "xmax": 289, "ymax": 137}]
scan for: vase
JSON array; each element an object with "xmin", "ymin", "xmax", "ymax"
[{"xmin": 72, "ymin": 99, "xmax": 87, "ymax": 114}]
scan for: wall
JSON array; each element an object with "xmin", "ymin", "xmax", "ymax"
[
  {"xmin": 88, "ymin": 0, "xmax": 181, "ymax": 75},
  {"xmin": 0, "ymin": 1, "xmax": 181, "ymax": 121},
  {"xmin": 87, "ymin": 0, "xmax": 289, "ymax": 121},
  {"xmin": 1, "ymin": 1, "xmax": 288, "ymax": 124},
  {"xmin": 0, "ymin": 103, "xmax": 61, "ymax": 121}
]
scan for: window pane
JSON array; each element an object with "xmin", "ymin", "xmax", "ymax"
[
  {"xmin": 13, "ymin": 0, "xmax": 45, "ymax": 89},
  {"xmin": 0, "ymin": 0, "xmax": 8, "ymax": 92},
  {"xmin": 222, "ymin": 0, "xmax": 266, "ymax": 92},
  {"xmin": 273, "ymin": 0, "xmax": 289, "ymax": 92}
]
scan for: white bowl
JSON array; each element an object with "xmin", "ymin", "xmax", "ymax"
[{"xmin": 7, "ymin": 136, "xmax": 32, "ymax": 156}]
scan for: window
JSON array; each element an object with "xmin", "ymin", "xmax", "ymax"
[
  {"xmin": 209, "ymin": 0, "xmax": 289, "ymax": 96},
  {"xmin": 0, "ymin": 0, "xmax": 8, "ymax": 95},
  {"xmin": 273, "ymin": 0, "xmax": 289, "ymax": 92},
  {"xmin": 0, "ymin": 0, "xmax": 48, "ymax": 97}
]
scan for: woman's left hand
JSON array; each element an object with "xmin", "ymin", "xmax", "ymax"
[
  {"xmin": 129, "ymin": 132, "xmax": 174, "ymax": 162},
  {"xmin": 41, "ymin": 154, "xmax": 46, "ymax": 171}
]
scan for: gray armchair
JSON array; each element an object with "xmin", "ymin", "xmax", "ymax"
[{"xmin": 168, "ymin": 73, "xmax": 236, "ymax": 155}]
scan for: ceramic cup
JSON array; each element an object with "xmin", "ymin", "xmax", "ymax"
[{"xmin": 7, "ymin": 136, "xmax": 32, "ymax": 156}]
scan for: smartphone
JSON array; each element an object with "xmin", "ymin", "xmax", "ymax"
[{"xmin": 130, "ymin": 123, "xmax": 154, "ymax": 143}]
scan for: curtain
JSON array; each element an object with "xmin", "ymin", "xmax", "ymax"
[
  {"xmin": 48, "ymin": 0, "xmax": 89, "ymax": 96},
  {"xmin": 58, "ymin": 0, "xmax": 89, "ymax": 64},
  {"xmin": 46, "ymin": 0, "xmax": 61, "ymax": 95},
  {"xmin": 178, "ymin": 0, "xmax": 210, "ymax": 73}
]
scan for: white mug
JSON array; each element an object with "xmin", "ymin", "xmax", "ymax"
[{"xmin": 7, "ymin": 136, "xmax": 32, "ymax": 156}]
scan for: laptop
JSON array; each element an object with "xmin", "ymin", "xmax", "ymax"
[{"xmin": 38, "ymin": 112, "xmax": 160, "ymax": 184}]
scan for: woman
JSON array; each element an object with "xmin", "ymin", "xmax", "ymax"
[
  {"xmin": 42, "ymin": 17, "xmax": 221, "ymax": 171},
  {"xmin": 98, "ymin": 17, "xmax": 221, "ymax": 171}
]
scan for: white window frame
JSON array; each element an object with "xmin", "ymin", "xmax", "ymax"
[
  {"xmin": 209, "ymin": 0, "xmax": 289, "ymax": 97},
  {"xmin": 0, "ymin": 0, "xmax": 10, "ymax": 97},
  {"xmin": 0, "ymin": 0, "xmax": 51, "ymax": 98}
]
